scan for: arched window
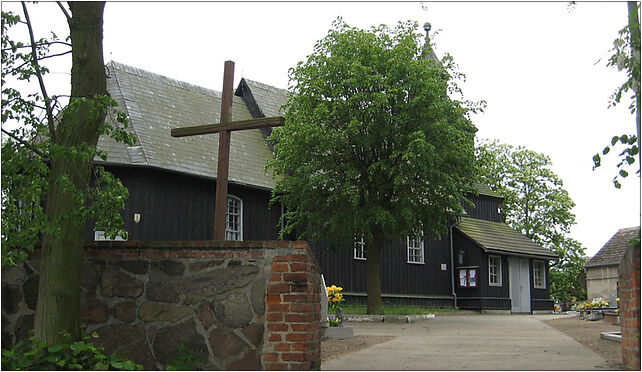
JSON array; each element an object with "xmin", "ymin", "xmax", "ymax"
[{"xmin": 225, "ymin": 195, "xmax": 243, "ymax": 241}]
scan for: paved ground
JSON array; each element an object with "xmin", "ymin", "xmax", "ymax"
[{"xmin": 321, "ymin": 314, "xmax": 616, "ymax": 370}]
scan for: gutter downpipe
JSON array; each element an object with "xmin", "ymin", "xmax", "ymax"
[{"xmin": 449, "ymin": 220, "xmax": 459, "ymax": 310}]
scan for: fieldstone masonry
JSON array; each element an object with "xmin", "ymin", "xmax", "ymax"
[
  {"xmin": 618, "ymin": 241, "xmax": 641, "ymax": 370},
  {"xmin": 1, "ymin": 241, "xmax": 322, "ymax": 370}
]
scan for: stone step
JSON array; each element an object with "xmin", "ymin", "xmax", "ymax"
[
  {"xmin": 322, "ymin": 326, "xmax": 354, "ymax": 339},
  {"xmin": 600, "ymin": 331, "xmax": 622, "ymax": 343}
]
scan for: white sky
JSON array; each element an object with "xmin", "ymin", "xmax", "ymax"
[{"xmin": 2, "ymin": 1, "xmax": 640, "ymax": 257}]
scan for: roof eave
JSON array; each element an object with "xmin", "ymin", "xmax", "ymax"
[
  {"xmin": 454, "ymin": 223, "xmax": 558, "ymax": 260},
  {"xmin": 94, "ymin": 161, "xmax": 276, "ymax": 193},
  {"xmin": 485, "ymin": 249, "xmax": 558, "ymax": 261},
  {"xmin": 585, "ymin": 262, "xmax": 620, "ymax": 269}
]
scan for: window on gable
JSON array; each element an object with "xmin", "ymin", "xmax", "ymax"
[
  {"xmin": 407, "ymin": 235, "xmax": 425, "ymax": 264},
  {"xmin": 488, "ymin": 255, "xmax": 502, "ymax": 286},
  {"xmin": 354, "ymin": 235, "xmax": 366, "ymax": 260},
  {"xmin": 225, "ymin": 195, "xmax": 243, "ymax": 241},
  {"xmin": 533, "ymin": 260, "xmax": 546, "ymax": 289}
]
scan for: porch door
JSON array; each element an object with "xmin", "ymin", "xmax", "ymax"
[{"xmin": 508, "ymin": 257, "xmax": 531, "ymax": 313}]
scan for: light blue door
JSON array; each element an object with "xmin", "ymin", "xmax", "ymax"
[{"xmin": 509, "ymin": 257, "xmax": 531, "ymax": 313}]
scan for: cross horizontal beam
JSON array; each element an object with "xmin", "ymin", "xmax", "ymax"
[{"xmin": 170, "ymin": 116, "xmax": 285, "ymax": 138}]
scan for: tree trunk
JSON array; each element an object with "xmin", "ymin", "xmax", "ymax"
[
  {"xmin": 366, "ymin": 226, "xmax": 384, "ymax": 314},
  {"xmin": 34, "ymin": 2, "xmax": 107, "ymax": 345},
  {"xmin": 628, "ymin": 1, "xmax": 640, "ymax": 165}
]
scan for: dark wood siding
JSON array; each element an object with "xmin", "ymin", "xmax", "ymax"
[
  {"xmin": 93, "ymin": 165, "xmax": 553, "ymax": 311},
  {"xmin": 311, "ymin": 232, "xmax": 454, "ymax": 302},
  {"xmin": 463, "ymin": 194, "xmax": 504, "ymax": 223},
  {"xmin": 85, "ymin": 166, "xmax": 281, "ymax": 241},
  {"xmin": 454, "ymin": 230, "xmax": 511, "ymax": 310},
  {"xmin": 531, "ymin": 259, "xmax": 554, "ymax": 311}
]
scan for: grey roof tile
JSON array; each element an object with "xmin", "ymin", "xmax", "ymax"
[
  {"xmin": 456, "ymin": 217, "xmax": 558, "ymax": 259},
  {"xmin": 242, "ymin": 78, "xmax": 288, "ymax": 118},
  {"xmin": 473, "ymin": 183, "xmax": 503, "ymax": 199},
  {"xmin": 585, "ymin": 226, "xmax": 640, "ymax": 268},
  {"xmin": 98, "ymin": 61, "xmax": 278, "ymax": 190}
]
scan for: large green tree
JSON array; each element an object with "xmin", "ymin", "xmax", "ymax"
[
  {"xmin": 268, "ymin": 19, "xmax": 482, "ymax": 314},
  {"xmin": 2, "ymin": 2, "xmax": 133, "ymax": 344},
  {"xmin": 476, "ymin": 139, "xmax": 586, "ymax": 301}
]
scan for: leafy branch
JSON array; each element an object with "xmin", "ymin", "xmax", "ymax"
[
  {"xmin": 594, "ymin": 2, "xmax": 641, "ymax": 188},
  {"xmin": 21, "ymin": 2, "xmax": 57, "ymax": 140},
  {"xmin": 1, "ymin": 8, "xmax": 136, "ymax": 267}
]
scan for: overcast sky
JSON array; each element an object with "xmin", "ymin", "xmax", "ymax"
[{"xmin": 3, "ymin": 1, "xmax": 640, "ymax": 257}]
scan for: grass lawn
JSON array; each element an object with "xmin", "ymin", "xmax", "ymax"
[{"xmin": 340, "ymin": 304, "xmax": 457, "ymax": 315}]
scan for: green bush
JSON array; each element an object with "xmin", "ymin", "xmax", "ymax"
[
  {"xmin": 166, "ymin": 344, "xmax": 200, "ymax": 371},
  {"xmin": 1, "ymin": 332, "xmax": 143, "ymax": 370}
]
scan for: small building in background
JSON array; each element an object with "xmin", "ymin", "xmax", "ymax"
[{"xmin": 585, "ymin": 226, "xmax": 641, "ymax": 302}]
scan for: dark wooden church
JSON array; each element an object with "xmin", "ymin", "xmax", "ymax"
[{"xmin": 90, "ymin": 59, "xmax": 557, "ymax": 313}]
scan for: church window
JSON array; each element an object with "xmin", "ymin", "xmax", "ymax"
[
  {"xmin": 488, "ymin": 255, "xmax": 502, "ymax": 286},
  {"xmin": 225, "ymin": 195, "xmax": 243, "ymax": 241},
  {"xmin": 407, "ymin": 235, "xmax": 425, "ymax": 264},
  {"xmin": 533, "ymin": 260, "xmax": 546, "ymax": 289},
  {"xmin": 354, "ymin": 235, "xmax": 366, "ymax": 260}
]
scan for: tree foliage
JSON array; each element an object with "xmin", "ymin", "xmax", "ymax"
[
  {"xmin": 476, "ymin": 139, "xmax": 586, "ymax": 301},
  {"xmin": 268, "ymin": 19, "xmax": 482, "ymax": 313},
  {"xmin": 1, "ymin": 3, "xmax": 134, "ymax": 344},
  {"xmin": 1, "ymin": 7, "xmax": 134, "ymax": 265},
  {"xmin": 593, "ymin": 1, "xmax": 640, "ymax": 188}
]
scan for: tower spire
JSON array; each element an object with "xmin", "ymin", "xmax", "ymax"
[{"xmin": 422, "ymin": 21, "xmax": 439, "ymax": 61}]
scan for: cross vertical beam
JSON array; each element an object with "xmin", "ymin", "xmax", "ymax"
[
  {"xmin": 213, "ymin": 60, "xmax": 235, "ymax": 240},
  {"xmin": 170, "ymin": 61, "xmax": 284, "ymax": 241}
]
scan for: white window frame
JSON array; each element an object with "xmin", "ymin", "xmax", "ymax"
[
  {"xmin": 353, "ymin": 235, "xmax": 366, "ymax": 260},
  {"xmin": 406, "ymin": 235, "xmax": 425, "ymax": 264},
  {"xmin": 488, "ymin": 255, "xmax": 502, "ymax": 287},
  {"xmin": 225, "ymin": 195, "xmax": 243, "ymax": 241},
  {"xmin": 533, "ymin": 260, "xmax": 546, "ymax": 289},
  {"xmin": 94, "ymin": 231, "xmax": 126, "ymax": 241}
]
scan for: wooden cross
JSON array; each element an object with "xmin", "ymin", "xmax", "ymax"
[{"xmin": 171, "ymin": 61, "xmax": 284, "ymax": 240}]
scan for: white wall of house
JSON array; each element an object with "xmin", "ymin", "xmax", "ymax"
[{"xmin": 586, "ymin": 265, "xmax": 619, "ymax": 302}]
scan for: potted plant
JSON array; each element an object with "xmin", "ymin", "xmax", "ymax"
[{"xmin": 326, "ymin": 285, "xmax": 345, "ymax": 326}]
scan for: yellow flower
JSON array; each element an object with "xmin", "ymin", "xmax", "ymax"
[
  {"xmin": 337, "ymin": 287, "xmax": 343, "ymax": 291},
  {"xmin": 330, "ymin": 285, "xmax": 338, "ymax": 291},
  {"xmin": 334, "ymin": 293, "xmax": 341, "ymax": 299}
]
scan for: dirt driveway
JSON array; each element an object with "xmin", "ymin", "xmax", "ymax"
[{"xmin": 321, "ymin": 314, "xmax": 618, "ymax": 370}]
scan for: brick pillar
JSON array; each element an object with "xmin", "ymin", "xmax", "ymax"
[
  {"xmin": 262, "ymin": 242, "xmax": 322, "ymax": 370},
  {"xmin": 618, "ymin": 241, "xmax": 641, "ymax": 370}
]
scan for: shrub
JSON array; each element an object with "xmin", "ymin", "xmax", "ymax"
[
  {"xmin": 1, "ymin": 332, "xmax": 142, "ymax": 370},
  {"xmin": 166, "ymin": 344, "xmax": 200, "ymax": 371}
]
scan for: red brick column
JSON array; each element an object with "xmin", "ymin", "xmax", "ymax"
[
  {"xmin": 262, "ymin": 242, "xmax": 322, "ymax": 370},
  {"xmin": 618, "ymin": 241, "xmax": 641, "ymax": 370}
]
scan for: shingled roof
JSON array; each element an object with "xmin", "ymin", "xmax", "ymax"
[
  {"xmin": 99, "ymin": 61, "xmax": 503, "ymax": 200},
  {"xmin": 236, "ymin": 78, "xmax": 288, "ymax": 118},
  {"xmin": 98, "ymin": 61, "xmax": 278, "ymax": 190},
  {"xmin": 456, "ymin": 217, "xmax": 558, "ymax": 259},
  {"xmin": 585, "ymin": 226, "xmax": 640, "ymax": 268},
  {"xmin": 473, "ymin": 184, "xmax": 503, "ymax": 199}
]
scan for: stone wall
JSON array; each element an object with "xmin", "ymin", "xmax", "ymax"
[
  {"xmin": 618, "ymin": 241, "xmax": 640, "ymax": 370},
  {"xmin": 1, "ymin": 240, "xmax": 322, "ymax": 370}
]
